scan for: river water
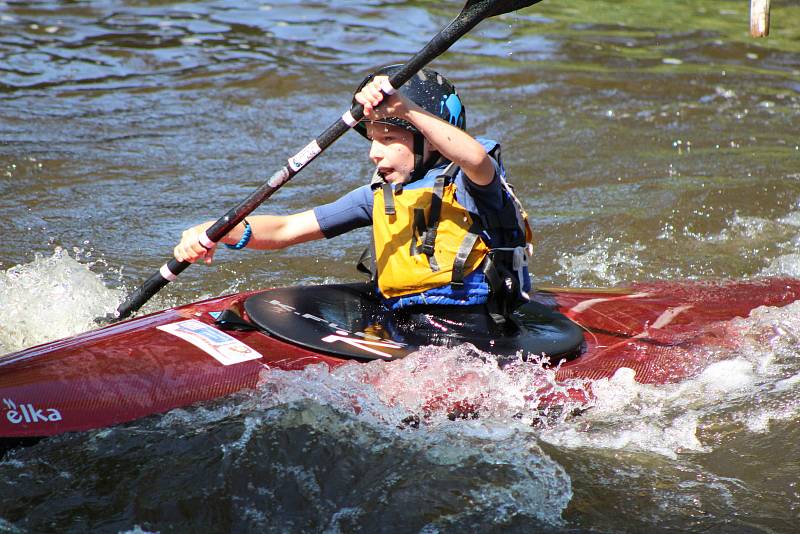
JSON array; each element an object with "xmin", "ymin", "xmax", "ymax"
[{"xmin": 2, "ymin": 0, "xmax": 800, "ymax": 531}]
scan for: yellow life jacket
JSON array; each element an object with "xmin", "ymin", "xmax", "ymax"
[
  {"xmin": 368, "ymin": 156, "xmax": 533, "ymax": 320},
  {"xmin": 372, "ymin": 163, "xmax": 490, "ymax": 299}
]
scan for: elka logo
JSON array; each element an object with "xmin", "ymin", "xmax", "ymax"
[{"xmin": 3, "ymin": 398, "xmax": 63, "ymax": 424}]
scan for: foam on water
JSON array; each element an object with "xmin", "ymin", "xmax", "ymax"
[
  {"xmin": 556, "ymin": 237, "xmax": 646, "ymax": 286},
  {"xmin": 245, "ymin": 348, "xmax": 580, "ymax": 527},
  {"xmin": 539, "ymin": 297, "xmax": 800, "ymax": 459},
  {"xmin": 0, "ymin": 248, "xmax": 123, "ymax": 354},
  {"xmin": 0, "ymin": 518, "xmax": 24, "ymax": 534},
  {"xmin": 0, "ymin": 247, "xmax": 237, "ymax": 355},
  {"xmin": 762, "ymin": 253, "xmax": 800, "ymax": 278},
  {"xmin": 556, "ymin": 204, "xmax": 800, "ymax": 285},
  {"xmin": 195, "ymin": 307, "xmax": 799, "ymax": 523},
  {"xmin": 449, "ymin": 201, "xmax": 800, "ymax": 492}
]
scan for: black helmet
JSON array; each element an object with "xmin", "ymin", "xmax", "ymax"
[
  {"xmin": 353, "ymin": 64, "xmax": 466, "ymax": 182},
  {"xmin": 352, "ymin": 64, "xmax": 466, "ymax": 139}
]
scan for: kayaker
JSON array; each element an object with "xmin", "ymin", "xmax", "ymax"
[{"xmin": 174, "ymin": 65, "xmax": 533, "ymax": 322}]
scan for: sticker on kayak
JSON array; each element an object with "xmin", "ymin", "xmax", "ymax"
[{"xmin": 157, "ymin": 319, "xmax": 262, "ymax": 366}]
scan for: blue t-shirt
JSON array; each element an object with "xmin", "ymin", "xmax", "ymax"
[{"xmin": 314, "ymin": 138, "xmax": 508, "ymax": 245}]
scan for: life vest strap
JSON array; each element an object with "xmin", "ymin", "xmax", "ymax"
[
  {"xmin": 410, "ymin": 208, "xmax": 440, "ymax": 271},
  {"xmin": 482, "ymin": 251, "xmax": 514, "ymax": 324},
  {"xmin": 357, "ymin": 242, "xmax": 376, "ymax": 280},
  {"xmin": 381, "ymin": 183, "xmax": 396, "ymax": 216},
  {"xmin": 451, "ymin": 225, "xmax": 482, "ymax": 288},
  {"xmin": 421, "ymin": 164, "xmax": 456, "ymax": 249},
  {"xmin": 410, "ymin": 163, "xmax": 458, "ymax": 273},
  {"xmin": 420, "ymin": 172, "xmax": 446, "ymax": 256},
  {"xmin": 481, "ymin": 245, "xmax": 531, "ymax": 323}
]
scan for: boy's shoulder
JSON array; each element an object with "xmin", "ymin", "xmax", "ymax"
[{"xmin": 475, "ymin": 137, "xmax": 500, "ymax": 154}]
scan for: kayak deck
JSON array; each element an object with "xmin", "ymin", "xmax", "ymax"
[
  {"xmin": 3, "ymin": 277, "xmax": 800, "ymax": 439},
  {"xmin": 243, "ymin": 283, "xmax": 586, "ymax": 362}
]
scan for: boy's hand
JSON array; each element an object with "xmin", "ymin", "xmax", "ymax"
[
  {"xmin": 174, "ymin": 222, "xmax": 216, "ymax": 265},
  {"xmin": 354, "ymin": 76, "xmax": 413, "ymax": 121}
]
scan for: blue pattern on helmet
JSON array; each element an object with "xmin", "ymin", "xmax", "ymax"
[{"xmin": 440, "ymin": 94, "xmax": 464, "ymax": 128}]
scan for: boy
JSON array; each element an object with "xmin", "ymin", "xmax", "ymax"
[{"xmin": 174, "ymin": 65, "xmax": 532, "ymax": 321}]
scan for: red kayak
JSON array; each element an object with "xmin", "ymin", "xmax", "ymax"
[{"xmin": 3, "ymin": 277, "xmax": 800, "ymax": 440}]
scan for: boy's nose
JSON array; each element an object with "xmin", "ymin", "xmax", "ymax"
[{"xmin": 369, "ymin": 140, "xmax": 383, "ymax": 163}]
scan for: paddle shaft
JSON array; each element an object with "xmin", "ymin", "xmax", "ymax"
[{"xmin": 113, "ymin": 0, "xmax": 540, "ymax": 321}]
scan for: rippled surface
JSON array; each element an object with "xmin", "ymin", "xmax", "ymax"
[{"xmin": 2, "ymin": 0, "xmax": 800, "ymax": 531}]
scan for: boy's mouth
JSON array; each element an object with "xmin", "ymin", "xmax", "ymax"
[{"xmin": 377, "ymin": 166, "xmax": 411, "ymax": 185}]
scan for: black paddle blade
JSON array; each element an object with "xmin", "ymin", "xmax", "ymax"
[{"xmin": 463, "ymin": 0, "xmax": 544, "ymax": 18}]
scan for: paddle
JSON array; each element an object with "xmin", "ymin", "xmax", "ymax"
[{"xmin": 111, "ymin": 0, "xmax": 543, "ymax": 322}]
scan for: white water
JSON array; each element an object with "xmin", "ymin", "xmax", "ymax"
[
  {"xmin": 556, "ymin": 206, "xmax": 800, "ymax": 286},
  {"xmin": 0, "ymin": 248, "xmax": 250, "ymax": 354},
  {"xmin": 0, "ymin": 248, "xmax": 121, "ymax": 353}
]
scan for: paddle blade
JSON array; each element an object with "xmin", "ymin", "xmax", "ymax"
[{"xmin": 463, "ymin": 0, "xmax": 544, "ymax": 18}]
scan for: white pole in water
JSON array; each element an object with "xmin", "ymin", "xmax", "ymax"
[{"xmin": 750, "ymin": 0, "xmax": 770, "ymax": 37}]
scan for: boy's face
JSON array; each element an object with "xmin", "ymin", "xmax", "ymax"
[{"xmin": 365, "ymin": 122, "xmax": 417, "ymax": 185}]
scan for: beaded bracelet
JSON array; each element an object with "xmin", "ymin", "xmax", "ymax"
[{"xmin": 224, "ymin": 219, "xmax": 252, "ymax": 250}]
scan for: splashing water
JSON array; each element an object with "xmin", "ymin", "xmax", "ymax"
[
  {"xmin": 0, "ymin": 248, "xmax": 122, "ymax": 353},
  {"xmin": 539, "ymin": 297, "xmax": 800, "ymax": 460},
  {"xmin": 258, "ymin": 345, "xmax": 592, "ymax": 428},
  {"xmin": 556, "ymin": 237, "xmax": 646, "ymax": 286},
  {"xmin": 44, "ymin": 345, "xmax": 584, "ymax": 529},
  {"xmin": 247, "ymin": 346, "xmax": 583, "ymax": 527}
]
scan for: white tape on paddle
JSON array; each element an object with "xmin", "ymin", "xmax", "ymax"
[
  {"xmin": 341, "ymin": 110, "xmax": 358, "ymax": 127},
  {"xmin": 268, "ymin": 167, "xmax": 291, "ymax": 188},
  {"xmin": 288, "ymin": 140, "xmax": 322, "ymax": 172},
  {"xmin": 380, "ymin": 78, "xmax": 397, "ymax": 95},
  {"xmin": 199, "ymin": 231, "xmax": 215, "ymax": 250},
  {"xmin": 160, "ymin": 263, "xmax": 178, "ymax": 282}
]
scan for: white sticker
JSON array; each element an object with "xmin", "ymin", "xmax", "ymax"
[
  {"xmin": 157, "ymin": 319, "xmax": 262, "ymax": 366},
  {"xmin": 288, "ymin": 140, "xmax": 321, "ymax": 172},
  {"xmin": 268, "ymin": 167, "xmax": 291, "ymax": 188}
]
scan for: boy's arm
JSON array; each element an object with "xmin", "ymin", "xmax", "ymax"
[
  {"xmin": 356, "ymin": 76, "xmax": 495, "ymax": 186},
  {"xmin": 403, "ymin": 105, "xmax": 496, "ymax": 186},
  {"xmin": 174, "ymin": 211, "xmax": 324, "ymax": 264}
]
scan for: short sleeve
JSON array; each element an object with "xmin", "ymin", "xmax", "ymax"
[
  {"xmin": 313, "ymin": 184, "xmax": 374, "ymax": 239},
  {"xmin": 457, "ymin": 157, "xmax": 505, "ymax": 213}
]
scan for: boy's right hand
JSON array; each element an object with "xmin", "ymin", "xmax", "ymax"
[
  {"xmin": 355, "ymin": 76, "xmax": 412, "ymax": 122},
  {"xmin": 174, "ymin": 222, "xmax": 216, "ymax": 264}
]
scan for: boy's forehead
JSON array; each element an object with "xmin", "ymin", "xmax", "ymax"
[{"xmin": 365, "ymin": 121, "xmax": 404, "ymax": 136}]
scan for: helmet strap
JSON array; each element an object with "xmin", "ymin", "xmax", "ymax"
[{"xmin": 410, "ymin": 132, "xmax": 429, "ymax": 183}]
